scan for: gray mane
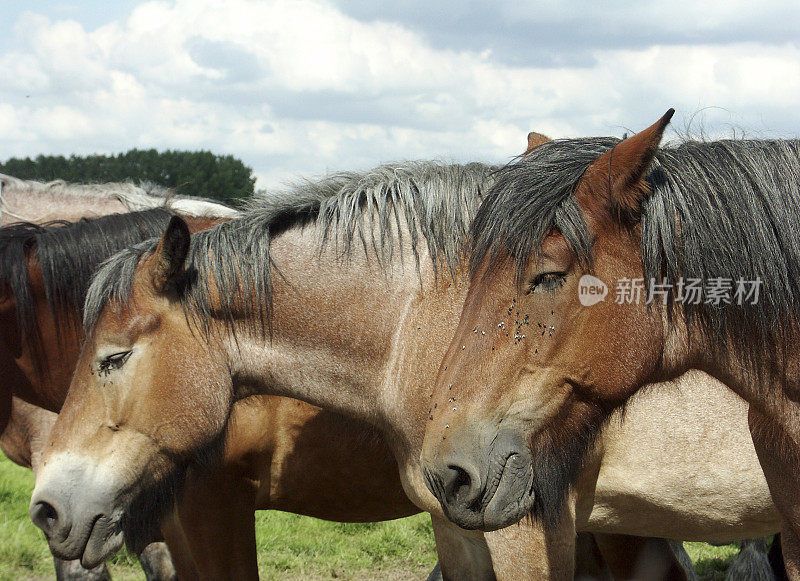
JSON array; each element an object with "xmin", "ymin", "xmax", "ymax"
[
  {"xmin": 0, "ymin": 173, "xmax": 239, "ymax": 219},
  {"xmin": 0, "ymin": 173, "xmax": 173, "ymax": 201},
  {"xmin": 85, "ymin": 161, "xmax": 495, "ymax": 332}
]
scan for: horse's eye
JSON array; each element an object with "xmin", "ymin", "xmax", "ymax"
[
  {"xmin": 528, "ymin": 272, "xmax": 567, "ymax": 295},
  {"xmin": 98, "ymin": 351, "xmax": 132, "ymax": 375}
]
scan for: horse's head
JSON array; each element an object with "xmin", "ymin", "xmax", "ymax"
[
  {"xmin": 30, "ymin": 217, "xmax": 233, "ymax": 567},
  {"xmin": 422, "ymin": 111, "xmax": 680, "ymax": 531}
]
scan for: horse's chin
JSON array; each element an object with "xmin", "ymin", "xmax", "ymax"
[
  {"xmin": 123, "ymin": 518, "xmax": 165, "ymax": 555},
  {"xmin": 80, "ymin": 516, "xmax": 125, "ymax": 569},
  {"xmin": 119, "ymin": 461, "xmax": 187, "ymax": 553},
  {"xmin": 123, "ymin": 430, "xmax": 227, "ymax": 550},
  {"xmin": 526, "ymin": 401, "xmax": 607, "ymax": 527},
  {"xmin": 481, "ymin": 491, "xmax": 536, "ymax": 532},
  {"xmin": 479, "ymin": 454, "xmax": 537, "ymax": 531}
]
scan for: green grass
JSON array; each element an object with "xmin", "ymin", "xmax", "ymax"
[
  {"xmin": 0, "ymin": 456, "xmax": 436, "ymax": 580},
  {"xmin": 685, "ymin": 542, "xmax": 743, "ymax": 581},
  {"xmin": 0, "ymin": 455, "xmax": 750, "ymax": 580},
  {"xmin": 253, "ymin": 515, "xmax": 436, "ymax": 579}
]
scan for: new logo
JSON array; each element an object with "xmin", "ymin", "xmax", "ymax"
[{"xmin": 578, "ymin": 275, "xmax": 608, "ymax": 306}]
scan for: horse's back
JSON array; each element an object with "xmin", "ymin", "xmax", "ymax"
[{"xmin": 583, "ymin": 370, "xmax": 778, "ymax": 542}]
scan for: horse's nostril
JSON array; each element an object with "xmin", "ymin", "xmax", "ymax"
[
  {"xmin": 442, "ymin": 464, "xmax": 481, "ymax": 507},
  {"xmin": 446, "ymin": 465, "xmax": 470, "ymax": 493},
  {"xmin": 30, "ymin": 501, "xmax": 59, "ymax": 535}
]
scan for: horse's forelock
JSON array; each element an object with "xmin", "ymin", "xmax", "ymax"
[
  {"xmin": 82, "ymin": 239, "xmax": 158, "ymax": 334},
  {"xmin": 469, "ymin": 137, "xmax": 615, "ymax": 282}
]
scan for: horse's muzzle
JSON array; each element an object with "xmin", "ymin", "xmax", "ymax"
[
  {"xmin": 423, "ymin": 425, "xmax": 535, "ymax": 531},
  {"xmin": 30, "ymin": 453, "xmax": 125, "ymax": 568}
]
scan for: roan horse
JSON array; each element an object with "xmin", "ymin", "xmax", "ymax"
[
  {"xmin": 419, "ymin": 111, "xmax": 800, "ymax": 574},
  {"xmin": 0, "ymin": 173, "xmax": 232, "ymax": 225},
  {"xmin": 27, "ymin": 161, "xmax": 783, "ymax": 578},
  {"xmin": 0, "ymin": 173, "xmax": 567, "ymax": 579},
  {"xmin": 0, "ymin": 204, "xmax": 423, "ymax": 578}
]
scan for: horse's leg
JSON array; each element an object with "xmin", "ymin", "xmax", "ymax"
[
  {"xmin": 137, "ymin": 541, "xmax": 177, "ymax": 581},
  {"xmin": 52, "ymin": 557, "xmax": 110, "ymax": 580},
  {"xmin": 0, "ymin": 388, "xmax": 10, "ymax": 434},
  {"xmin": 749, "ymin": 406, "xmax": 800, "ymax": 579},
  {"xmin": 483, "ymin": 509, "xmax": 575, "ymax": 580},
  {"xmin": 770, "ymin": 535, "xmax": 789, "ymax": 581},
  {"xmin": 667, "ymin": 541, "xmax": 697, "ymax": 581},
  {"xmin": 725, "ymin": 537, "xmax": 776, "ymax": 581},
  {"xmin": 574, "ymin": 533, "xmax": 613, "ymax": 580},
  {"xmin": 425, "ymin": 561, "xmax": 443, "ymax": 581},
  {"xmin": 593, "ymin": 533, "xmax": 693, "ymax": 581},
  {"xmin": 431, "ymin": 515, "xmax": 495, "ymax": 580},
  {"xmin": 177, "ymin": 470, "xmax": 258, "ymax": 580},
  {"xmin": 160, "ymin": 509, "xmax": 200, "ymax": 580},
  {"xmin": 669, "ymin": 541, "xmax": 697, "ymax": 580}
]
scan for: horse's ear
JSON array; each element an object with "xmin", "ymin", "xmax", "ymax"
[
  {"xmin": 524, "ymin": 131, "xmax": 550, "ymax": 155},
  {"xmin": 151, "ymin": 216, "xmax": 190, "ymax": 293},
  {"xmin": 586, "ymin": 108, "xmax": 674, "ymax": 216}
]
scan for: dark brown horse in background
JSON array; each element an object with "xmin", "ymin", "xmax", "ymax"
[
  {"xmin": 420, "ymin": 110, "xmax": 800, "ymax": 576},
  {"xmin": 0, "ymin": 174, "xmax": 238, "ymax": 432}
]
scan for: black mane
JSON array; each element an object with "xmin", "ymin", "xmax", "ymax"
[
  {"xmin": 0, "ymin": 209, "xmax": 176, "ymax": 374},
  {"xmin": 472, "ymin": 136, "xmax": 800, "ymax": 377}
]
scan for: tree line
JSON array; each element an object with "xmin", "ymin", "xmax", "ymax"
[{"xmin": 0, "ymin": 149, "xmax": 256, "ymax": 206}]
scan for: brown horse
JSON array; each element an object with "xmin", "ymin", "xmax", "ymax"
[
  {"xmin": 0, "ymin": 207, "xmax": 234, "ymax": 579},
  {"xmin": 0, "ymin": 178, "xmax": 237, "ymax": 579},
  {"xmin": 419, "ymin": 112, "xmax": 800, "ymax": 574},
  {"xmin": 27, "ymin": 161, "xmax": 784, "ymax": 578}
]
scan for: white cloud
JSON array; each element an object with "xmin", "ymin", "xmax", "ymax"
[{"xmin": 0, "ymin": 1, "xmax": 799, "ymax": 189}]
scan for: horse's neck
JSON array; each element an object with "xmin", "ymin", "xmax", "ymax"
[
  {"xmin": 0, "ymin": 189, "xmax": 128, "ymax": 225},
  {"xmin": 222, "ymin": 224, "xmax": 468, "ymax": 512},
  {"xmin": 0, "ymin": 258, "xmax": 83, "ymax": 411},
  {"xmin": 380, "ymin": 272, "xmax": 470, "ymax": 448},
  {"xmin": 227, "ymin": 227, "xmax": 416, "ymax": 420},
  {"xmin": 226, "ymin": 226, "xmax": 465, "ymax": 433},
  {"xmin": 663, "ymin": 312, "xmax": 800, "ymax": 421}
]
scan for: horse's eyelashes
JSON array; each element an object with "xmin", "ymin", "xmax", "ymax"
[
  {"xmin": 98, "ymin": 350, "xmax": 132, "ymax": 375},
  {"xmin": 528, "ymin": 272, "xmax": 567, "ymax": 295}
]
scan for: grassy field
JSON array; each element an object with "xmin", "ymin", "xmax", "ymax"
[{"xmin": 0, "ymin": 455, "xmax": 746, "ymax": 580}]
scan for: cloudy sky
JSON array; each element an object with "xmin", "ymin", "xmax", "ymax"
[{"xmin": 2, "ymin": 1, "xmax": 800, "ymax": 189}]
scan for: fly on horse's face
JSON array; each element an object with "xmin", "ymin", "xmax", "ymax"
[
  {"xmin": 30, "ymin": 218, "xmax": 233, "ymax": 568},
  {"xmin": 422, "ymin": 111, "xmax": 683, "ymax": 531}
]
